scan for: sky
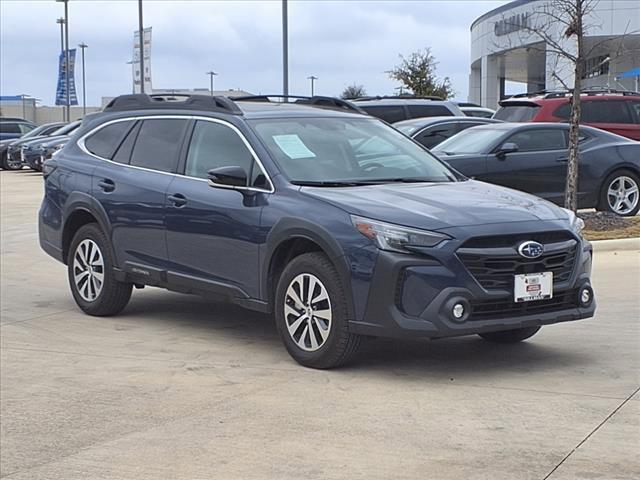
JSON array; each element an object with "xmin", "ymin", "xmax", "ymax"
[{"xmin": 0, "ymin": 0, "xmax": 509, "ymax": 107}]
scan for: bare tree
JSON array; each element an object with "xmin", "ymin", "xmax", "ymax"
[{"xmin": 341, "ymin": 84, "xmax": 367, "ymax": 100}]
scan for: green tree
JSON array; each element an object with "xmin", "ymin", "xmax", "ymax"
[
  {"xmin": 341, "ymin": 84, "xmax": 367, "ymax": 100},
  {"xmin": 387, "ymin": 48, "xmax": 454, "ymax": 99}
]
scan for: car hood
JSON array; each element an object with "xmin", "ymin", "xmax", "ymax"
[
  {"xmin": 301, "ymin": 180, "xmax": 569, "ymax": 230},
  {"xmin": 22, "ymin": 135, "xmax": 67, "ymax": 148}
]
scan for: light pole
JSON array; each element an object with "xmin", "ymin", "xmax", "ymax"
[
  {"xmin": 206, "ymin": 71, "xmax": 218, "ymax": 96},
  {"xmin": 307, "ymin": 75, "xmax": 318, "ymax": 96},
  {"xmin": 126, "ymin": 60, "xmax": 136, "ymax": 94},
  {"xmin": 282, "ymin": 0, "xmax": 288, "ymax": 97},
  {"xmin": 78, "ymin": 43, "xmax": 88, "ymax": 115},
  {"xmin": 56, "ymin": 17, "xmax": 66, "ymax": 121},
  {"xmin": 138, "ymin": 0, "xmax": 145, "ymax": 94},
  {"xmin": 56, "ymin": 0, "xmax": 71, "ymax": 122}
]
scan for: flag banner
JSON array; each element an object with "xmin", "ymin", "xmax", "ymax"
[
  {"xmin": 132, "ymin": 27, "xmax": 153, "ymax": 93},
  {"xmin": 55, "ymin": 49, "xmax": 78, "ymax": 106}
]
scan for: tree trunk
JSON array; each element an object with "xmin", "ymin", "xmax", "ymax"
[{"xmin": 565, "ymin": 0, "xmax": 584, "ymax": 212}]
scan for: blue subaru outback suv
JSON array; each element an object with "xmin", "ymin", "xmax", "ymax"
[{"xmin": 39, "ymin": 93, "xmax": 596, "ymax": 368}]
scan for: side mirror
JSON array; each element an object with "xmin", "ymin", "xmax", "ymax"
[
  {"xmin": 207, "ymin": 166, "xmax": 248, "ymax": 189},
  {"xmin": 497, "ymin": 142, "xmax": 519, "ymax": 158}
]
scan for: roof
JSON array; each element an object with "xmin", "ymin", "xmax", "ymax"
[
  {"xmin": 353, "ymin": 98, "xmax": 454, "ymax": 106},
  {"xmin": 238, "ymin": 101, "xmax": 365, "ymax": 120},
  {"xmin": 394, "ymin": 116, "xmax": 499, "ymax": 129},
  {"xmin": 470, "ymin": 0, "xmax": 536, "ymax": 30}
]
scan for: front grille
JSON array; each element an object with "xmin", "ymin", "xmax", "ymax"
[
  {"xmin": 457, "ymin": 233, "xmax": 578, "ymax": 291},
  {"xmin": 470, "ymin": 289, "xmax": 579, "ymax": 320}
]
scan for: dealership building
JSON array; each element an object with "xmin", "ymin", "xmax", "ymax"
[{"xmin": 469, "ymin": 0, "xmax": 640, "ymax": 108}]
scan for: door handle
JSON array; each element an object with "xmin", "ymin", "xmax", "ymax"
[
  {"xmin": 556, "ymin": 156, "xmax": 568, "ymax": 163},
  {"xmin": 97, "ymin": 178, "xmax": 115, "ymax": 192},
  {"xmin": 168, "ymin": 193, "xmax": 187, "ymax": 207}
]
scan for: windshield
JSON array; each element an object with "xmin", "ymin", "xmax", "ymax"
[
  {"xmin": 51, "ymin": 121, "xmax": 81, "ymax": 136},
  {"xmin": 493, "ymin": 104, "xmax": 540, "ymax": 122},
  {"xmin": 21, "ymin": 124, "xmax": 53, "ymax": 139},
  {"xmin": 432, "ymin": 128, "xmax": 504, "ymax": 155},
  {"xmin": 249, "ymin": 117, "xmax": 456, "ymax": 185},
  {"xmin": 395, "ymin": 124, "xmax": 420, "ymax": 135}
]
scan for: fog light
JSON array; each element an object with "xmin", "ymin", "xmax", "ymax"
[
  {"xmin": 452, "ymin": 303, "xmax": 465, "ymax": 319},
  {"xmin": 580, "ymin": 287, "xmax": 592, "ymax": 306}
]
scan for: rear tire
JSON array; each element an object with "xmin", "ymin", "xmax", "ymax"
[
  {"xmin": 67, "ymin": 224, "xmax": 132, "ymax": 316},
  {"xmin": 597, "ymin": 169, "xmax": 640, "ymax": 217},
  {"xmin": 275, "ymin": 252, "xmax": 361, "ymax": 369},
  {"xmin": 479, "ymin": 326, "xmax": 541, "ymax": 343}
]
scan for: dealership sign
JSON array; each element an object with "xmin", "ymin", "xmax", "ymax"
[
  {"xmin": 494, "ymin": 12, "xmax": 531, "ymax": 36},
  {"xmin": 55, "ymin": 49, "xmax": 78, "ymax": 106}
]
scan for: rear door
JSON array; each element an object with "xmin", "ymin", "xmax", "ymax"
[
  {"xmin": 90, "ymin": 117, "xmax": 190, "ymax": 279},
  {"xmin": 480, "ymin": 127, "xmax": 568, "ymax": 203}
]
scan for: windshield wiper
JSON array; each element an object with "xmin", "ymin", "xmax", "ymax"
[
  {"xmin": 357, "ymin": 177, "xmax": 444, "ymax": 184},
  {"xmin": 291, "ymin": 180, "xmax": 370, "ymax": 187}
]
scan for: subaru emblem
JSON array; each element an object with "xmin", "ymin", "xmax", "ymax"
[{"xmin": 518, "ymin": 241, "xmax": 544, "ymax": 259}]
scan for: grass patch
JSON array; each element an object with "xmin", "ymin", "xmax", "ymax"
[{"xmin": 581, "ymin": 215, "xmax": 640, "ymax": 241}]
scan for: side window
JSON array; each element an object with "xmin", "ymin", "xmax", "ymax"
[
  {"xmin": 19, "ymin": 124, "xmax": 35, "ymax": 134},
  {"xmin": 631, "ymin": 101, "xmax": 640, "ymax": 123},
  {"xmin": 361, "ymin": 106, "xmax": 406, "ymax": 123},
  {"xmin": 505, "ymin": 129, "xmax": 566, "ymax": 152},
  {"xmin": 85, "ymin": 121, "xmax": 134, "ymax": 159},
  {"xmin": 582, "ymin": 101, "xmax": 633, "ymax": 124},
  {"xmin": 185, "ymin": 120, "xmax": 255, "ymax": 183},
  {"xmin": 414, "ymin": 123, "xmax": 458, "ymax": 149},
  {"xmin": 553, "ymin": 103, "xmax": 570, "ymax": 120},
  {"xmin": 407, "ymin": 105, "xmax": 453, "ymax": 118},
  {"xmin": 130, "ymin": 118, "xmax": 188, "ymax": 173},
  {"xmin": 112, "ymin": 122, "xmax": 140, "ymax": 165},
  {"xmin": 0, "ymin": 123, "xmax": 21, "ymax": 134}
]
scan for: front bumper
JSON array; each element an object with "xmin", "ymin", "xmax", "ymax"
[{"xmin": 347, "ymin": 224, "xmax": 595, "ymax": 340}]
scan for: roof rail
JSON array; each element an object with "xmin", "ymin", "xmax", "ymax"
[
  {"xmin": 507, "ymin": 88, "xmax": 639, "ymax": 100},
  {"xmin": 103, "ymin": 93, "xmax": 243, "ymax": 115},
  {"xmin": 233, "ymin": 95, "xmax": 365, "ymax": 114},
  {"xmin": 352, "ymin": 95, "xmax": 444, "ymax": 101}
]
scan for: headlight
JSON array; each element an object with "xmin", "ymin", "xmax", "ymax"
[
  {"xmin": 351, "ymin": 215, "xmax": 450, "ymax": 253},
  {"xmin": 563, "ymin": 208, "xmax": 585, "ymax": 234}
]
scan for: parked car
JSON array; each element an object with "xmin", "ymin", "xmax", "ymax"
[
  {"xmin": 394, "ymin": 116, "xmax": 502, "ymax": 149},
  {"xmin": 460, "ymin": 106, "xmax": 495, "ymax": 118},
  {"xmin": 0, "ymin": 122, "xmax": 65, "ymax": 169},
  {"xmin": 0, "ymin": 117, "xmax": 36, "ymax": 141},
  {"xmin": 352, "ymin": 96, "xmax": 464, "ymax": 123},
  {"xmin": 24, "ymin": 136, "xmax": 69, "ymax": 171},
  {"xmin": 494, "ymin": 90, "xmax": 640, "ymax": 140},
  {"xmin": 432, "ymin": 122, "xmax": 640, "ymax": 216},
  {"xmin": 9, "ymin": 120, "xmax": 81, "ymax": 170},
  {"xmin": 39, "ymin": 93, "xmax": 595, "ymax": 369}
]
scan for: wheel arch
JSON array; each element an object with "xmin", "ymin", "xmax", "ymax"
[{"xmin": 62, "ymin": 193, "xmax": 113, "ymax": 265}]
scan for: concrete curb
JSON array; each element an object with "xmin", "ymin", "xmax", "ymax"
[{"xmin": 591, "ymin": 237, "xmax": 640, "ymax": 253}]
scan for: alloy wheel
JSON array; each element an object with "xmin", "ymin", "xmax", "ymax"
[
  {"xmin": 284, "ymin": 273, "xmax": 332, "ymax": 352},
  {"xmin": 607, "ymin": 175, "xmax": 639, "ymax": 215},
  {"xmin": 73, "ymin": 239, "xmax": 105, "ymax": 302}
]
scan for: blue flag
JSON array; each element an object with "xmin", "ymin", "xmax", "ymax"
[{"xmin": 55, "ymin": 49, "xmax": 78, "ymax": 106}]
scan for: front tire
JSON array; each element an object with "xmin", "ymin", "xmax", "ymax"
[
  {"xmin": 275, "ymin": 252, "xmax": 361, "ymax": 369},
  {"xmin": 598, "ymin": 169, "xmax": 640, "ymax": 217},
  {"xmin": 67, "ymin": 224, "xmax": 132, "ymax": 316},
  {"xmin": 479, "ymin": 326, "xmax": 541, "ymax": 343},
  {"xmin": 1, "ymin": 152, "xmax": 23, "ymax": 170}
]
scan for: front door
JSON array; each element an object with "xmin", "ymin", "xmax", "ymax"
[
  {"xmin": 164, "ymin": 119, "xmax": 270, "ymax": 299},
  {"xmin": 480, "ymin": 127, "xmax": 568, "ymax": 204}
]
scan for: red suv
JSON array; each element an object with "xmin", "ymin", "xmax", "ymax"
[{"xmin": 494, "ymin": 90, "xmax": 640, "ymax": 140}]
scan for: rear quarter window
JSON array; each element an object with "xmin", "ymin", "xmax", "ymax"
[
  {"xmin": 0, "ymin": 123, "xmax": 22, "ymax": 134},
  {"xmin": 84, "ymin": 121, "xmax": 135, "ymax": 159},
  {"xmin": 494, "ymin": 104, "xmax": 541, "ymax": 122}
]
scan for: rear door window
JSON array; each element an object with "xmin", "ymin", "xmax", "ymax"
[
  {"xmin": 130, "ymin": 118, "xmax": 189, "ymax": 173},
  {"xmin": 407, "ymin": 105, "xmax": 453, "ymax": 118},
  {"xmin": 504, "ymin": 129, "xmax": 567, "ymax": 152},
  {"xmin": 85, "ymin": 121, "xmax": 135, "ymax": 159},
  {"xmin": 0, "ymin": 123, "xmax": 21, "ymax": 134},
  {"xmin": 494, "ymin": 104, "xmax": 541, "ymax": 122},
  {"xmin": 582, "ymin": 100, "xmax": 633, "ymax": 124},
  {"xmin": 360, "ymin": 105, "xmax": 407, "ymax": 123},
  {"xmin": 630, "ymin": 101, "xmax": 640, "ymax": 123}
]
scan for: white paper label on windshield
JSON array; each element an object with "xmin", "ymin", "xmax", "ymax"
[{"xmin": 273, "ymin": 134, "xmax": 316, "ymax": 159}]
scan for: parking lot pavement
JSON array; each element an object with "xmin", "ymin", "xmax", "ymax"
[{"xmin": 1, "ymin": 170, "xmax": 638, "ymax": 480}]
